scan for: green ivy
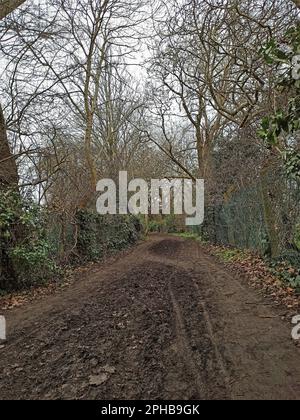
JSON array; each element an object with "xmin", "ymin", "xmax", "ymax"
[
  {"xmin": 0, "ymin": 190, "xmax": 142, "ymax": 291},
  {"xmin": 294, "ymin": 223, "xmax": 300, "ymax": 250},
  {"xmin": 9, "ymin": 240, "xmax": 58, "ymax": 286},
  {"xmin": 259, "ymin": 24, "xmax": 300, "ymax": 179},
  {"xmin": 0, "ymin": 190, "xmax": 57, "ymax": 290},
  {"xmin": 76, "ymin": 211, "xmax": 141, "ymax": 262}
]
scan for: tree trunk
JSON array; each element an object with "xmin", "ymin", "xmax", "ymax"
[
  {"xmin": 259, "ymin": 159, "xmax": 280, "ymax": 258},
  {"xmin": 195, "ymin": 126, "xmax": 204, "ymax": 178},
  {"xmin": 0, "ymin": 103, "xmax": 19, "ymax": 187},
  {"xmin": 0, "ymin": 103, "xmax": 19, "ymax": 289}
]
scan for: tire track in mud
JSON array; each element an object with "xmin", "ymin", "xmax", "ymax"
[
  {"xmin": 150, "ymin": 238, "xmax": 232, "ymax": 398},
  {"xmin": 190, "ymin": 278, "xmax": 232, "ymax": 399},
  {"xmin": 148, "ymin": 235, "xmax": 300, "ymax": 400},
  {"xmin": 1, "ymin": 235, "xmax": 300, "ymax": 400},
  {"xmin": 168, "ymin": 284, "xmax": 207, "ymax": 399}
]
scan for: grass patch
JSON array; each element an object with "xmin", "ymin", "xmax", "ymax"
[
  {"xmin": 214, "ymin": 248, "xmax": 249, "ymax": 262},
  {"xmin": 172, "ymin": 232, "xmax": 198, "ymax": 239},
  {"xmin": 172, "ymin": 232, "xmax": 208, "ymax": 243}
]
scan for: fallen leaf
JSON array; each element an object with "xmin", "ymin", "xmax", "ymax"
[{"xmin": 89, "ymin": 373, "xmax": 108, "ymax": 386}]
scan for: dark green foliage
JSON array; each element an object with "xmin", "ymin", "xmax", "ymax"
[
  {"xmin": 273, "ymin": 249, "xmax": 300, "ymax": 270},
  {"xmin": 148, "ymin": 220, "xmax": 163, "ymax": 232},
  {"xmin": 295, "ymin": 223, "xmax": 300, "ymax": 250},
  {"xmin": 147, "ymin": 215, "xmax": 184, "ymax": 234},
  {"xmin": 269, "ymin": 252, "xmax": 300, "ymax": 292},
  {"xmin": 0, "ymin": 190, "xmax": 142, "ymax": 291},
  {"xmin": 0, "ymin": 190, "xmax": 57, "ymax": 290},
  {"xmin": 259, "ymin": 24, "xmax": 300, "ymax": 179},
  {"xmin": 76, "ymin": 212, "xmax": 141, "ymax": 262}
]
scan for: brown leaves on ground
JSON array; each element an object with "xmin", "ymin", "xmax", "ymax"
[
  {"xmin": 0, "ymin": 262, "xmax": 98, "ymax": 311},
  {"xmin": 205, "ymin": 243, "xmax": 300, "ymax": 316},
  {"xmin": 0, "ymin": 244, "xmax": 140, "ymax": 311}
]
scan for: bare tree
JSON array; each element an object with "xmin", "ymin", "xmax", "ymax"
[
  {"xmin": 149, "ymin": 0, "xmax": 296, "ymax": 180},
  {"xmin": 0, "ymin": 104, "xmax": 18, "ymax": 186},
  {"xmin": 0, "ymin": 0, "xmax": 28, "ymax": 189},
  {"xmin": 0, "ymin": 0, "xmax": 149, "ymax": 204}
]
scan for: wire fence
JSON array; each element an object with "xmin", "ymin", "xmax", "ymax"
[{"xmin": 197, "ymin": 171, "xmax": 300, "ymax": 262}]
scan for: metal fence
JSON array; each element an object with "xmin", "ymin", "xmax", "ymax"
[{"xmin": 198, "ymin": 171, "xmax": 300, "ymax": 261}]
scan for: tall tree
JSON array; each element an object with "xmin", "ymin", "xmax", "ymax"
[
  {"xmin": 0, "ymin": 104, "xmax": 18, "ymax": 186},
  {"xmin": 1, "ymin": 0, "xmax": 149, "ymax": 206},
  {"xmin": 0, "ymin": 0, "xmax": 28, "ymax": 191}
]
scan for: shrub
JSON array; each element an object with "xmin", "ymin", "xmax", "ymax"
[
  {"xmin": 0, "ymin": 190, "xmax": 57, "ymax": 290},
  {"xmin": 148, "ymin": 220, "xmax": 164, "ymax": 232},
  {"xmin": 9, "ymin": 240, "xmax": 58, "ymax": 287},
  {"xmin": 0, "ymin": 190, "xmax": 142, "ymax": 291},
  {"xmin": 294, "ymin": 224, "xmax": 300, "ymax": 251},
  {"xmin": 76, "ymin": 212, "xmax": 141, "ymax": 262}
]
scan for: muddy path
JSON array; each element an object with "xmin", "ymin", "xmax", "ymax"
[{"xmin": 0, "ymin": 235, "xmax": 300, "ymax": 400}]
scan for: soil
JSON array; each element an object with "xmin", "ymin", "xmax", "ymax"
[{"xmin": 0, "ymin": 235, "xmax": 300, "ymax": 400}]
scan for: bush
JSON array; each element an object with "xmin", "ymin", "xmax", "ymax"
[
  {"xmin": 148, "ymin": 220, "xmax": 164, "ymax": 232},
  {"xmin": 274, "ymin": 249, "xmax": 300, "ymax": 270},
  {"xmin": 264, "ymin": 249, "xmax": 300, "ymax": 291},
  {"xmin": 294, "ymin": 224, "xmax": 300, "ymax": 251},
  {"xmin": 0, "ymin": 190, "xmax": 142, "ymax": 291},
  {"xmin": 0, "ymin": 190, "xmax": 57, "ymax": 290},
  {"xmin": 76, "ymin": 212, "xmax": 141, "ymax": 262},
  {"xmin": 147, "ymin": 215, "xmax": 184, "ymax": 233},
  {"xmin": 9, "ymin": 240, "xmax": 58, "ymax": 287}
]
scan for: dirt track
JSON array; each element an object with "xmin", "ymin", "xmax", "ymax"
[{"xmin": 0, "ymin": 235, "xmax": 300, "ymax": 400}]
